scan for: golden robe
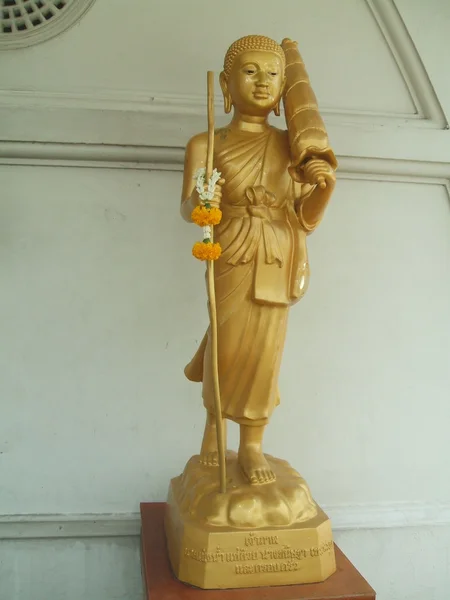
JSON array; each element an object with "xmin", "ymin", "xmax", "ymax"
[{"xmin": 185, "ymin": 126, "xmax": 315, "ymax": 426}]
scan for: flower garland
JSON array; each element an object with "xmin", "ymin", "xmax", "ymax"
[{"xmin": 191, "ymin": 168, "xmax": 222, "ymax": 261}]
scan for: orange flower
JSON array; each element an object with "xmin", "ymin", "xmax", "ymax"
[
  {"xmin": 192, "ymin": 241, "xmax": 222, "ymax": 261},
  {"xmin": 191, "ymin": 206, "xmax": 222, "ymax": 226}
]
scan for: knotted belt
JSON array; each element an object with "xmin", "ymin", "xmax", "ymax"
[{"xmin": 221, "ymin": 186, "xmax": 287, "ymax": 267}]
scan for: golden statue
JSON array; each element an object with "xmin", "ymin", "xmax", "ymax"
[{"xmin": 165, "ymin": 35, "xmax": 338, "ymax": 590}]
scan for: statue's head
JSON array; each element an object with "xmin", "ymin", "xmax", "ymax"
[{"xmin": 220, "ymin": 35, "xmax": 286, "ymax": 117}]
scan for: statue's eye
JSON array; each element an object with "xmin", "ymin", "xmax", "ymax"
[
  {"xmin": 245, "ymin": 68, "xmax": 256, "ymax": 75},
  {"xmin": 270, "ymin": 72, "xmax": 278, "ymax": 76}
]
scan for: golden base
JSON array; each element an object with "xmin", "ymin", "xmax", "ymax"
[
  {"xmin": 165, "ymin": 452, "xmax": 336, "ymax": 589},
  {"xmin": 169, "ymin": 451, "xmax": 318, "ymax": 528}
]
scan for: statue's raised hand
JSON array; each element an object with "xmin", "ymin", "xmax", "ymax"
[{"xmin": 302, "ymin": 159, "xmax": 335, "ymax": 190}]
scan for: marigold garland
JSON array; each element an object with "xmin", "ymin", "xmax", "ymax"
[
  {"xmin": 191, "ymin": 205, "xmax": 222, "ymax": 226},
  {"xmin": 192, "ymin": 241, "xmax": 222, "ymax": 261},
  {"xmin": 191, "ymin": 168, "xmax": 223, "ymax": 261}
]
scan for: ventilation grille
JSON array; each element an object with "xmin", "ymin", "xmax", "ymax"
[{"xmin": 0, "ymin": 0, "xmax": 95, "ymax": 49}]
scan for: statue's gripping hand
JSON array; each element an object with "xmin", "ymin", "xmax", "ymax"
[
  {"xmin": 193, "ymin": 178, "xmax": 226, "ymax": 209},
  {"xmin": 302, "ymin": 158, "xmax": 336, "ymax": 190}
]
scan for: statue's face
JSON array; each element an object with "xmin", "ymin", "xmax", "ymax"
[{"xmin": 226, "ymin": 50, "xmax": 285, "ymax": 116}]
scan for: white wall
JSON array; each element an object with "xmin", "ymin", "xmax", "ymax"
[
  {"xmin": 0, "ymin": 537, "xmax": 142, "ymax": 600},
  {"xmin": 0, "ymin": 1, "xmax": 449, "ymax": 599}
]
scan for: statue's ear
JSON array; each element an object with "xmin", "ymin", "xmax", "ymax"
[
  {"xmin": 219, "ymin": 71, "xmax": 232, "ymax": 114},
  {"xmin": 274, "ymin": 76, "xmax": 287, "ymax": 117},
  {"xmin": 273, "ymin": 98, "xmax": 281, "ymax": 117}
]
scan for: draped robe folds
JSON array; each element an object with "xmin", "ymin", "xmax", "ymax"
[{"xmin": 185, "ymin": 126, "xmax": 314, "ymax": 426}]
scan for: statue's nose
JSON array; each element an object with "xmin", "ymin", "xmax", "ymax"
[{"xmin": 256, "ymin": 72, "xmax": 269, "ymax": 85}]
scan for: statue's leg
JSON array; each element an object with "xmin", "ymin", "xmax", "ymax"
[
  {"xmin": 199, "ymin": 411, "xmax": 227, "ymax": 467},
  {"xmin": 238, "ymin": 424, "xmax": 276, "ymax": 485}
]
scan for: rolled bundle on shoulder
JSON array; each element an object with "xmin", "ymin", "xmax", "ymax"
[{"xmin": 281, "ymin": 38, "xmax": 338, "ymax": 182}]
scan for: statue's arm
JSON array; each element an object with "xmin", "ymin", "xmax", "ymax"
[
  {"xmin": 180, "ymin": 133, "xmax": 208, "ymax": 222},
  {"xmin": 294, "ymin": 159, "xmax": 336, "ymax": 233}
]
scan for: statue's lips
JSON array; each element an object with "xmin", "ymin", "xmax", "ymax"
[{"xmin": 253, "ymin": 92, "xmax": 271, "ymax": 99}]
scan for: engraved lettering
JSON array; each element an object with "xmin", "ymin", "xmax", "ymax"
[
  {"xmin": 225, "ymin": 548, "xmax": 258, "ymax": 562},
  {"xmin": 235, "ymin": 561, "xmax": 299, "ymax": 575},
  {"xmin": 244, "ymin": 532, "xmax": 279, "ymax": 547},
  {"xmin": 309, "ymin": 541, "xmax": 333, "ymax": 557},
  {"xmin": 184, "ymin": 546, "xmax": 260, "ymax": 564},
  {"xmin": 260, "ymin": 545, "xmax": 308, "ymax": 560},
  {"xmin": 183, "ymin": 539, "xmax": 333, "ymax": 568}
]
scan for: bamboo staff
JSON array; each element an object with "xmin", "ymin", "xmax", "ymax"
[{"xmin": 205, "ymin": 71, "xmax": 227, "ymax": 494}]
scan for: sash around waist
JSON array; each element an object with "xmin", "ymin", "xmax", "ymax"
[{"xmin": 221, "ymin": 205, "xmax": 287, "ymax": 221}]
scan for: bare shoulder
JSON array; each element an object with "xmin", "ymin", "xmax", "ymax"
[
  {"xmin": 186, "ymin": 131, "xmax": 208, "ymax": 154},
  {"xmin": 187, "ymin": 128, "xmax": 231, "ymax": 150}
]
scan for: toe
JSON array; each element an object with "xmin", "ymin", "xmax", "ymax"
[
  {"xmin": 200, "ymin": 452, "xmax": 219, "ymax": 467},
  {"xmin": 250, "ymin": 473, "xmax": 258, "ymax": 484}
]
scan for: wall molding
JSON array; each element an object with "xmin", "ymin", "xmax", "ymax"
[
  {"xmin": 1, "ymin": 502, "xmax": 450, "ymax": 540},
  {"xmin": 327, "ymin": 501, "xmax": 450, "ymax": 531},
  {"xmin": 0, "ymin": 0, "xmax": 448, "ymax": 167},
  {"xmin": 0, "ymin": 513, "xmax": 141, "ymax": 540},
  {"xmin": 0, "ymin": 1, "xmax": 445, "ymax": 130},
  {"xmin": 1, "ymin": 141, "xmax": 449, "ymax": 187},
  {"xmin": 368, "ymin": 0, "xmax": 447, "ymax": 127}
]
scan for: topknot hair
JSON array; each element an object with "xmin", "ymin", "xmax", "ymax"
[{"xmin": 223, "ymin": 35, "xmax": 285, "ymax": 77}]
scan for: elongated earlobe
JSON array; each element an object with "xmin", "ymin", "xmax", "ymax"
[
  {"xmin": 274, "ymin": 77, "xmax": 286, "ymax": 117},
  {"xmin": 219, "ymin": 71, "xmax": 232, "ymax": 114},
  {"xmin": 224, "ymin": 94, "xmax": 232, "ymax": 114}
]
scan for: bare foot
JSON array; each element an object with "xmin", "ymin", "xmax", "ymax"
[
  {"xmin": 238, "ymin": 446, "xmax": 276, "ymax": 485},
  {"xmin": 199, "ymin": 412, "xmax": 225, "ymax": 467},
  {"xmin": 199, "ymin": 450, "xmax": 219, "ymax": 467}
]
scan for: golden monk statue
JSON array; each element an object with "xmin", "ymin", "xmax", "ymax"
[{"xmin": 165, "ymin": 35, "xmax": 338, "ymax": 589}]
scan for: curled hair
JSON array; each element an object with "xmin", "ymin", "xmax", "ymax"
[{"xmin": 223, "ymin": 35, "xmax": 285, "ymax": 77}]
